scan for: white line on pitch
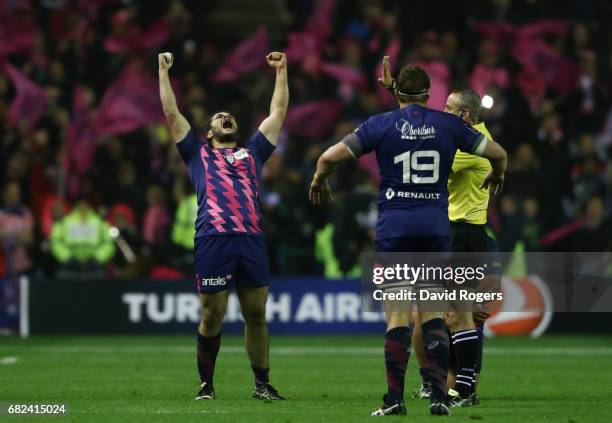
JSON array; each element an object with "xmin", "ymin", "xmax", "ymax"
[{"xmin": 1, "ymin": 346, "xmax": 611, "ymax": 355}]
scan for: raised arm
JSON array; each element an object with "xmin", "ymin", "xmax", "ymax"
[
  {"xmin": 309, "ymin": 137, "xmax": 355, "ymax": 205},
  {"xmin": 258, "ymin": 52, "xmax": 288, "ymax": 145},
  {"xmin": 158, "ymin": 52, "xmax": 190, "ymax": 143}
]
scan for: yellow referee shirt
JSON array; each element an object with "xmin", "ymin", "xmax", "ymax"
[{"xmin": 448, "ymin": 122, "xmax": 494, "ymax": 224}]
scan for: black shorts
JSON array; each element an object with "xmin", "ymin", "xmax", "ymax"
[
  {"xmin": 450, "ymin": 221, "xmax": 502, "ymax": 288},
  {"xmin": 451, "ymin": 222, "xmax": 488, "ymax": 252}
]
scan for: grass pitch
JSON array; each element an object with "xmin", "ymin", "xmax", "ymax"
[{"xmin": 1, "ymin": 334, "xmax": 611, "ymax": 422}]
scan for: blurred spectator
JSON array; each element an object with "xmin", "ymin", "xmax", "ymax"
[
  {"xmin": 0, "ymin": 0, "xmax": 611, "ymax": 279},
  {"xmin": 172, "ymin": 193, "xmax": 197, "ymax": 250},
  {"xmin": 0, "ymin": 182, "xmax": 34, "ymax": 276},
  {"xmin": 50, "ymin": 200, "xmax": 115, "ymax": 278},
  {"xmin": 521, "ymin": 197, "xmax": 541, "ymax": 251},
  {"xmin": 571, "ymin": 196, "xmax": 612, "ymax": 252},
  {"xmin": 142, "ymin": 185, "xmax": 171, "ymax": 256}
]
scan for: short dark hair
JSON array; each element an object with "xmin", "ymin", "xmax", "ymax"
[
  {"xmin": 395, "ymin": 65, "xmax": 430, "ymax": 101},
  {"xmin": 452, "ymin": 88, "xmax": 483, "ymax": 122}
]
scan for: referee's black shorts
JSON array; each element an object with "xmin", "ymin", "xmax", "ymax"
[
  {"xmin": 450, "ymin": 221, "xmax": 502, "ymax": 282},
  {"xmin": 451, "ymin": 221, "xmax": 489, "ymax": 252}
]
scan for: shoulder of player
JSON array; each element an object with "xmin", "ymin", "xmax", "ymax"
[
  {"xmin": 362, "ymin": 110, "xmax": 397, "ymax": 125},
  {"xmin": 420, "ymin": 108, "xmax": 467, "ymax": 132}
]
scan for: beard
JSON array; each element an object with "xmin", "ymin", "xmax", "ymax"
[{"xmin": 211, "ymin": 127, "xmax": 238, "ymax": 144}]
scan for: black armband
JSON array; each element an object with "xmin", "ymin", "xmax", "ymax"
[{"xmin": 341, "ymin": 132, "xmax": 362, "ymax": 158}]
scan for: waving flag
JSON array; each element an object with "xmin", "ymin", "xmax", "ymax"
[
  {"xmin": 285, "ymin": 31, "xmax": 318, "ymax": 64},
  {"xmin": 375, "ymin": 36, "xmax": 401, "ymax": 109},
  {"xmin": 93, "ymin": 62, "xmax": 165, "ymax": 136},
  {"xmin": 511, "ymin": 27, "xmax": 578, "ymax": 95},
  {"xmin": 319, "ymin": 62, "xmax": 367, "ymax": 89},
  {"xmin": 2, "ymin": 63, "xmax": 47, "ymax": 130},
  {"xmin": 284, "ymin": 100, "xmax": 343, "ymax": 140},
  {"xmin": 475, "ymin": 19, "xmax": 578, "ymax": 96},
  {"xmin": 414, "ymin": 61, "xmax": 450, "ymax": 111},
  {"xmin": 469, "ymin": 64, "xmax": 510, "ymax": 96},
  {"xmin": 305, "ymin": 0, "xmax": 334, "ymax": 45},
  {"xmin": 104, "ymin": 18, "xmax": 170, "ymax": 55},
  {"xmin": 211, "ymin": 28, "xmax": 269, "ymax": 82}
]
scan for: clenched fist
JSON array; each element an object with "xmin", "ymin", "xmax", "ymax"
[
  {"xmin": 158, "ymin": 52, "xmax": 174, "ymax": 71},
  {"xmin": 266, "ymin": 52, "xmax": 286, "ymax": 70}
]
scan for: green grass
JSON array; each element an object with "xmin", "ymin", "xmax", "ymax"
[{"xmin": 1, "ymin": 335, "xmax": 612, "ymax": 422}]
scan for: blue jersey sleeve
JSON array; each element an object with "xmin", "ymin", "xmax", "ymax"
[
  {"xmin": 349, "ymin": 116, "xmax": 381, "ymax": 157},
  {"xmin": 246, "ymin": 130, "xmax": 276, "ymax": 164},
  {"xmin": 176, "ymin": 128, "xmax": 201, "ymax": 164},
  {"xmin": 456, "ymin": 120, "xmax": 485, "ymax": 154}
]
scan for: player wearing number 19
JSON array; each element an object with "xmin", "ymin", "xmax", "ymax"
[{"xmin": 309, "ymin": 60, "xmax": 507, "ymax": 416}]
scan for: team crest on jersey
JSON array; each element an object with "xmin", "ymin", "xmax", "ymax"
[
  {"xmin": 225, "ymin": 149, "xmax": 249, "ymax": 165},
  {"xmin": 233, "ymin": 148, "xmax": 249, "ymax": 160}
]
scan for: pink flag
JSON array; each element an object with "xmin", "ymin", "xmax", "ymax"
[
  {"xmin": 285, "ymin": 31, "xmax": 318, "ymax": 64},
  {"xmin": 414, "ymin": 61, "xmax": 450, "ymax": 111},
  {"xmin": 469, "ymin": 64, "xmax": 510, "ymax": 96},
  {"xmin": 210, "ymin": 28, "xmax": 269, "ymax": 82},
  {"xmin": 511, "ymin": 28, "xmax": 578, "ymax": 95},
  {"xmin": 375, "ymin": 36, "xmax": 401, "ymax": 109},
  {"xmin": 93, "ymin": 62, "xmax": 165, "ymax": 136},
  {"xmin": 65, "ymin": 85, "xmax": 99, "ymax": 176},
  {"xmin": 2, "ymin": 63, "xmax": 47, "ymax": 130},
  {"xmin": 473, "ymin": 21, "xmax": 517, "ymax": 44},
  {"xmin": 104, "ymin": 18, "xmax": 169, "ymax": 55},
  {"xmin": 0, "ymin": 15, "xmax": 37, "ymax": 57},
  {"xmin": 305, "ymin": 0, "xmax": 334, "ymax": 45},
  {"xmin": 284, "ymin": 100, "xmax": 343, "ymax": 140},
  {"xmin": 319, "ymin": 62, "xmax": 366, "ymax": 89}
]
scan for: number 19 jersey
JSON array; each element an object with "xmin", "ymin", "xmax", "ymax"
[{"xmin": 344, "ymin": 104, "xmax": 485, "ymax": 241}]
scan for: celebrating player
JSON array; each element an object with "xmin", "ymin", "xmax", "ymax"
[
  {"xmin": 158, "ymin": 51, "xmax": 288, "ymax": 401},
  {"xmin": 309, "ymin": 57, "xmax": 507, "ymax": 416},
  {"xmin": 412, "ymin": 89, "xmax": 503, "ymax": 407}
]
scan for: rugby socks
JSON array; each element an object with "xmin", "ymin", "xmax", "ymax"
[
  {"xmin": 384, "ymin": 326, "xmax": 411, "ymax": 403},
  {"xmin": 197, "ymin": 332, "xmax": 221, "ymax": 386},
  {"xmin": 419, "ymin": 366, "xmax": 431, "ymax": 387},
  {"xmin": 474, "ymin": 321, "xmax": 484, "ymax": 380},
  {"xmin": 422, "ymin": 318, "xmax": 450, "ymax": 404},
  {"xmin": 451, "ymin": 329, "xmax": 478, "ymax": 398},
  {"xmin": 251, "ymin": 365, "xmax": 270, "ymax": 387}
]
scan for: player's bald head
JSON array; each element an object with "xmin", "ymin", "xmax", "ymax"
[
  {"xmin": 447, "ymin": 89, "xmax": 482, "ymax": 124},
  {"xmin": 395, "ymin": 65, "xmax": 430, "ymax": 103}
]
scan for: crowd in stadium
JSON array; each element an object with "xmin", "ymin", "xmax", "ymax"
[{"xmin": 1, "ymin": 0, "xmax": 611, "ymax": 279}]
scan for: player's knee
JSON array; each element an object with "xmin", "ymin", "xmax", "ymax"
[
  {"xmin": 445, "ymin": 311, "xmax": 458, "ymax": 331},
  {"xmin": 242, "ymin": 306, "xmax": 266, "ymax": 326},
  {"xmin": 200, "ymin": 304, "xmax": 225, "ymax": 333},
  {"xmin": 450, "ymin": 311, "xmax": 474, "ymax": 331},
  {"xmin": 420, "ymin": 311, "xmax": 445, "ymax": 324},
  {"xmin": 386, "ymin": 311, "xmax": 411, "ymax": 330}
]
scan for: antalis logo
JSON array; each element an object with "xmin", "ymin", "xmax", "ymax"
[{"xmin": 201, "ymin": 276, "xmax": 229, "ymax": 286}]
